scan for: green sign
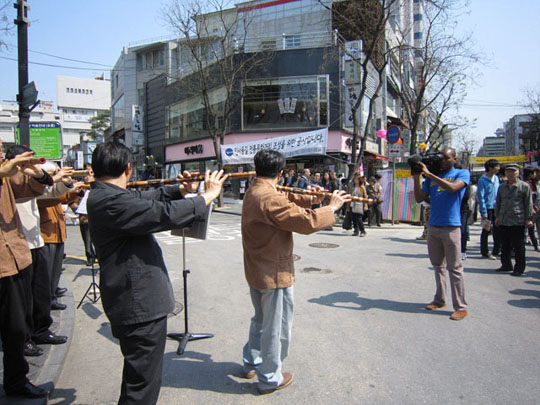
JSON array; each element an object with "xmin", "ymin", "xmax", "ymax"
[{"xmin": 17, "ymin": 122, "xmax": 63, "ymax": 160}]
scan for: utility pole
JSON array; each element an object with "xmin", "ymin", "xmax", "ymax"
[{"xmin": 14, "ymin": 0, "xmax": 34, "ymax": 147}]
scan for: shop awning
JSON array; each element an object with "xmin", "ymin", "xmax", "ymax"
[
  {"xmin": 365, "ymin": 150, "xmax": 390, "ymax": 161},
  {"xmin": 387, "ymin": 115, "xmax": 410, "ymax": 129}
]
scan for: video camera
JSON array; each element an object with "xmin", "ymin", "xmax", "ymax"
[{"xmin": 407, "ymin": 152, "xmax": 444, "ymax": 176}]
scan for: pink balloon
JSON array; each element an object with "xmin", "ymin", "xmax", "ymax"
[{"xmin": 376, "ymin": 129, "xmax": 387, "ymax": 138}]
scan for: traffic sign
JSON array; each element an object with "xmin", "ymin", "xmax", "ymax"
[
  {"xmin": 388, "ymin": 144, "xmax": 402, "ymax": 158},
  {"xmin": 387, "ymin": 125, "xmax": 401, "ymax": 144}
]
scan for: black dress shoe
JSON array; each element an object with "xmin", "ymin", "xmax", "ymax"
[
  {"xmin": 51, "ymin": 301, "xmax": 67, "ymax": 310},
  {"xmin": 24, "ymin": 341, "xmax": 44, "ymax": 357},
  {"xmin": 5, "ymin": 381, "xmax": 48, "ymax": 398},
  {"xmin": 55, "ymin": 287, "xmax": 68, "ymax": 297},
  {"xmin": 34, "ymin": 333, "xmax": 68, "ymax": 345},
  {"xmin": 510, "ymin": 271, "xmax": 523, "ymax": 277},
  {"xmin": 496, "ymin": 267, "xmax": 512, "ymax": 272}
]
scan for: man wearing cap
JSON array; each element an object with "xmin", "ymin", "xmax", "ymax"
[{"xmin": 494, "ymin": 163, "xmax": 533, "ymax": 276}]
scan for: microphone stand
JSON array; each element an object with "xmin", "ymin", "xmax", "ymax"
[{"xmin": 167, "ymin": 228, "xmax": 213, "ymax": 355}]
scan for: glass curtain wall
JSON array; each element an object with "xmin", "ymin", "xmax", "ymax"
[{"xmin": 242, "ymin": 75, "xmax": 328, "ymax": 130}]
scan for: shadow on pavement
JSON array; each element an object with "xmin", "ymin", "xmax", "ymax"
[
  {"xmin": 162, "ymin": 351, "xmax": 256, "ymax": 395},
  {"xmin": 307, "ymin": 291, "xmax": 450, "ymax": 315},
  {"xmin": 48, "ymin": 387, "xmax": 77, "ymax": 404},
  {"xmin": 385, "ymin": 252, "xmax": 429, "ymax": 259},
  {"xmin": 381, "ymin": 237, "xmax": 426, "ymax": 245},
  {"xmin": 81, "ymin": 302, "xmax": 103, "ymax": 320},
  {"xmin": 507, "ymin": 288, "xmax": 540, "ymax": 309},
  {"xmin": 71, "ymin": 267, "xmax": 92, "ymax": 283},
  {"xmin": 97, "ymin": 322, "xmax": 119, "ymax": 346},
  {"xmin": 463, "ymin": 267, "xmax": 498, "ymax": 275}
]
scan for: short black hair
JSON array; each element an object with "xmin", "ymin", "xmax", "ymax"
[
  {"xmin": 5, "ymin": 144, "xmax": 32, "ymax": 159},
  {"xmin": 254, "ymin": 149, "xmax": 285, "ymax": 178},
  {"xmin": 484, "ymin": 159, "xmax": 500, "ymax": 172},
  {"xmin": 92, "ymin": 142, "xmax": 132, "ymax": 178}
]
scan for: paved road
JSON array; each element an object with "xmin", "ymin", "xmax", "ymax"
[{"xmin": 46, "ymin": 211, "xmax": 540, "ymax": 404}]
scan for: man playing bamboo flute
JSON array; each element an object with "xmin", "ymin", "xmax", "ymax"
[
  {"xmin": 87, "ymin": 142, "xmax": 225, "ymax": 405},
  {"xmin": 241, "ymin": 149, "xmax": 350, "ymax": 394}
]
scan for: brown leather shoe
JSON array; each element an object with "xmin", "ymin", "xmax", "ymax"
[
  {"xmin": 450, "ymin": 310, "xmax": 468, "ymax": 321},
  {"xmin": 244, "ymin": 370, "xmax": 256, "ymax": 379},
  {"xmin": 258, "ymin": 372, "xmax": 294, "ymax": 395},
  {"xmin": 425, "ymin": 302, "xmax": 446, "ymax": 310}
]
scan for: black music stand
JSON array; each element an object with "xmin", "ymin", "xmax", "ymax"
[
  {"xmin": 77, "ymin": 261, "xmax": 100, "ymax": 308},
  {"xmin": 167, "ymin": 228, "xmax": 213, "ymax": 355}
]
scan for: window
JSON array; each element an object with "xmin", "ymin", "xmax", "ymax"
[
  {"xmin": 167, "ymin": 87, "xmax": 226, "ymax": 141},
  {"xmin": 260, "ymin": 40, "xmax": 276, "ymax": 50},
  {"xmin": 242, "ymin": 75, "xmax": 329, "ymax": 130},
  {"xmin": 112, "ymin": 95, "xmax": 125, "ymax": 131},
  {"xmin": 284, "ymin": 35, "xmax": 301, "ymax": 49}
]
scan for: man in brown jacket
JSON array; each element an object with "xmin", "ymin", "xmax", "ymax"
[
  {"xmin": 0, "ymin": 140, "xmax": 51, "ymax": 398},
  {"xmin": 241, "ymin": 149, "xmax": 349, "ymax": 394}
]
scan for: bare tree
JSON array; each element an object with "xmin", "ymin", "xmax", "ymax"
[
  {"xmin": 520, "ymin": 86, "xmax": 540, "ymax": 152},
  {"xmin": 395, "ymin": 0, "xmax": 481, "ymax": 155},
  {"xmin": 163, "ymin": 0, "xmax": 272, "ymax": 170},
  {"xmin": 1, "ymin": 0, "xmax": 13, "ymax": 48},
  {"xmin": 326, "ymin": 0, "xmax": 397, "ymax": 179},
  {"xmin": 452, "ymin": 127, "xmax": 477, "ymax": 168}
]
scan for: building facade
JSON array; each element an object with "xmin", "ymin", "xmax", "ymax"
[
  {"xmin": 0, "ymin": 99, "xmax": 60, "ymax": 145},
  {"xmin": 56, "ymin": 76, "xmax": 111, "ymax": 160}
]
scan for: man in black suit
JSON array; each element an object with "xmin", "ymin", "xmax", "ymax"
[{"xmin": 87, "ymin": 142, "xmax": 225, "ymax": 404}]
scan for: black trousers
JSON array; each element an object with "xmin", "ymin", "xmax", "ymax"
[
  {"xmin": 351, "ymin": 212, "xmax": 365, "ymax": 234},
  {"xmin": 111, "ymin": 316, "xmax": 167, "ymax": 405},
  {"xmin": 21, "ymin": 247, "xmax": 53, "ymax": 341},
  {"xmin": 43, "ymin": 242, "xmax": 64, "ymax": 297},
  {"xmin": 79, "ymin": 223, "xmax": 95, "ymax": 261},
  {"xmin": 369, "ymin": 202, "xmax": 382, "ymax": 226},
  {"xmin": 480, "ymin": 209, "xmax": 501, "ymax": 256},
  {"xmin": 460, "ymin": 210, "xmax": 470, "ymax": 253},
  {"xmin": 499, "ymin": 225, "xmax": 526, "ymax": 273},
  {"xmin": 0, "ymin": 272, "xmax": 30, "ymax": 391}
]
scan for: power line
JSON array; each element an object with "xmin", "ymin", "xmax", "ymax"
[{"xmin": 3, "ymin": 42, "xmax": 113, "ymax": 67}]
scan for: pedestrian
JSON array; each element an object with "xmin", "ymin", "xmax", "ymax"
[
  {"xmin": 494, "ymin": 164, "xmax": 534, "ymax": 276},
  {"xmin": 523, "ymin": 166, "xmax": 539, "ymax": 251},
  {"xmin": 349, "ymin": 175, "xmax": 368, "ymax": 237},
  {"xmin": 477, "ymin": 158, "xmax": 501, "ymax": 259},
  {"xmin": 241, "ymin": 149, "xmax": 349, "ymax": 394},
  {"xmin": 87, "ymin": 142, "xmax": 225, "ymax": 405},
  {"xmin": 296, "ymin": 168, "xmax": 311, "ymax": 189},
  {"xmin": 367, "ymin": 176, "xmax": 382, "ymax": 226},
  {"xmin": 0, "ymin": 140, "xmax": 51, "ymax": 398},
  {"xmin": 413, "ymin": 147, "xmax": 470, "ymax": 321}
]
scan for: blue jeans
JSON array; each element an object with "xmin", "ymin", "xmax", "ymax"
[{"xmin": 243, "ymin": 286, "xmax": 294, "ymax": 390}]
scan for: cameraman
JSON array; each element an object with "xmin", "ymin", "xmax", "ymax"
[{"xmin": 413, "ymin": 147, "xmax": 470, "ymax": 321}]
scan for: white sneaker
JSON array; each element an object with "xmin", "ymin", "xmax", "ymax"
[{"xmin": 461, "ymin": 253, "xmax": 467, "ymax": 260}]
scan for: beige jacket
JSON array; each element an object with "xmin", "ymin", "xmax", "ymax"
[{"xmin": 241, "ymin": 177, "xmax": 335, "ymax": 289}]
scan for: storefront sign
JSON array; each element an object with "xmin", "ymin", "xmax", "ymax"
[
  {"xmin": 16, "ymin": 122, "xmax": 62, "ymax": 159},
  {"xmin": 221, "ymin": 128, "xmax": 327, "ymax": 165},
  {"xmin": 472, "ymin": 155, "xmax": 526, "ymax": 164},
  {"xmin": 185, "ymin": 144, "xmax": 204, "ymax": 155}
]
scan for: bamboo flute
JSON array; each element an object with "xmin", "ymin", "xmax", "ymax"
[
  {"xmin": 125, "ymin": 171, "xmax": 257, "ymax": 188},
  {"xmin": 3, "ymin": 157, "xmax": 46, "ymax": 165},
  {"xmin": 276, "ymin": 185, "xmax": 369, "ymax": 203}
]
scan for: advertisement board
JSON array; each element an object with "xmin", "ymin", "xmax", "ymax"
[{"xmin": 17, "ymin": 122, "xmax": 62, "ymax": 160}]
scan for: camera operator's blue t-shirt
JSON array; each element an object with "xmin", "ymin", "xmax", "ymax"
[{"xmin": 421, "ymin": 168, "xmax": 470, "ymax": 226}]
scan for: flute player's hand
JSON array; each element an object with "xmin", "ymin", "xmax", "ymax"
[
  {"xmin": 328, "ymin": 190, "xmax": 351, "ymax": 212},
  {"xmin": 203, "ymin": 169, "xmax": 226, "ymax": 206}
]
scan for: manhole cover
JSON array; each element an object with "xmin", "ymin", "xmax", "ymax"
[
  {"xmin": 293, "ymin": 254, "xmax": 301, "ymax": 261},
  {"xmin": 308, "ymin": 243, "xmax": 340, "ymax": 249},
  {"xmin": 302, "ymin": 267, "xmax": 332, "ymax": 273}
]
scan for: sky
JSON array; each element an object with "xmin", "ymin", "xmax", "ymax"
[{"xmin": 1, "ymin": 0, "xmax": 539, "ymax": 152}]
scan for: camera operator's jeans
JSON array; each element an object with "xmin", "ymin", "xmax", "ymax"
[{"xmin": 427, "ymin": 226, "xmax": 467, "ymax": 311}]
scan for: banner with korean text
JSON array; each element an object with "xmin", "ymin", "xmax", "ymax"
[{"xmin": 220, "ymin": 128, "xmax": 328, "ymax": 165}]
